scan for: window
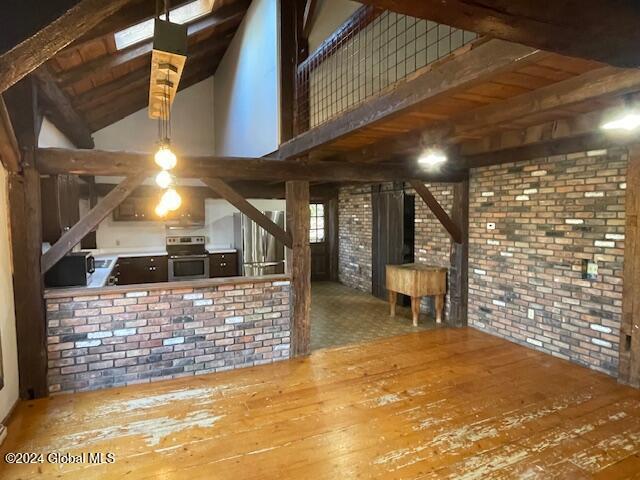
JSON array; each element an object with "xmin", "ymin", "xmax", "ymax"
[
  {"xmin": 114, "ymin": 0, "xmax": 215, "ymax": 50},
  {"xmin": 310, "ymin": 203, "xmax": 325, "ymax": 243}
]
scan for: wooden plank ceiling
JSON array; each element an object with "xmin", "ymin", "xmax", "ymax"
[{"xmin": 37, "ymin": 0, "xmax": 249, "ymax": 137}]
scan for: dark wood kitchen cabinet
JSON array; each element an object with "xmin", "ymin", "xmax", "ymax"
[
  {"xmin": 113, "ymin": 197, "xmax": 153, "ymax": 221},
  {"xmin": 209, "ymin": 252, "xmax": 238, "ymax": 278},
  {"xmin": 41, "ymin": 175, "xmax": 80, "ymax": 243},
  {"xmin": 112, "ymin": 256, "xmax": 168, "ymax": 285}
]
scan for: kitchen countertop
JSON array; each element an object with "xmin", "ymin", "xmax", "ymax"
[{"xmin": 52, "ymin": 247, "xmax": 239, "ymax": 290}]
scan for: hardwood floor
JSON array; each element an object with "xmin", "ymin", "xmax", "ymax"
[{"xmin": 1, "ymin": 328, "xmax": 639, "ymax": 479}]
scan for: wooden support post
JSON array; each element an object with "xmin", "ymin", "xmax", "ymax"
[
  {"xmin": 286, "ymin": 180, "xmax": 311, "ymax": 356},
  {"xmin": 42, "ymin": 171, "xmax": 147, "ymax": 274},
  {"xmin": 620, "ymin": 145, "xmax": 640, "ymax": 387},
  {"xmin": 410, "ymin": 180, "xmax": 462, "ymax": 244},
  {"xmin": 202, "ymin": 177, "xmax": 292, "ymax": 248},
  {"xmin": 448, "ymin": 179, "xmax": 469, "ymax": 327},
  {"xmin": 9, "ymin": 158, "xmax": 48, "ymax": 398}
]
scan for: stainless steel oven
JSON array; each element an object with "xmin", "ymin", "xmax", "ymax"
[{"xmin": 167, "ymin": 236, "xmax": 210, "ymax": 281}]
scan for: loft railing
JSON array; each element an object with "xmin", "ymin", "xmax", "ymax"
[{"xmin": 294, "ymin": 6, "xmax": 478, "ymax": 135}]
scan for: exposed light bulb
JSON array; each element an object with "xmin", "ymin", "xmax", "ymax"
[
  {"xmin": 155, "ymin": 203, "xmax": 169, "ymax": 217},
  {"xmin": 161, "ymin": 188, "xmax": 182, "ymax": 211},
  {"xmin": 601, "ymin": 112, "xmax": 640, "ymax": 132},
  {"xmin": 155, "ymin": 170, "xmax": 173, "ymax": 189},
  {"xmin": 154, "ymin": 145, "xmax": 177, "ymax": 170},
  {"xmin": 418, "ymin": 148, "xmax": 447, "ymax": 167}
]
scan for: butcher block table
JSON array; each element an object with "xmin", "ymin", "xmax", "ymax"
[{"xmin": 386, "ymin": 264, "xmax": 447, "ymax": 326}]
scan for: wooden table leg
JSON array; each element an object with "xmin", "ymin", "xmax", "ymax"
[
  {"xmin": 388, "ymin": 290, "xmax": 397, "ymax": 317},
  {"xmin": 435, "ymin": 294, "xmax": 444, "ymax": 324},
  {"xmin": 410, "ymin": 296, "xmax": 420, "ymax": 327}
]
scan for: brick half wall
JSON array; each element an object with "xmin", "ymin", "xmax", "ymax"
[
  {"xmin": 468, "ymin": 148, "xmax": 626, "ymax": 376},
  {"xmin": 45, "ymin": 277, "xmax": 291, "ymax": 394}
]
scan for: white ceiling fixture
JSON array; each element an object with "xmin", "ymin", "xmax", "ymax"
[{"xmin": 418, "ymin": 148, "xmax": 448, "ymax": 168}]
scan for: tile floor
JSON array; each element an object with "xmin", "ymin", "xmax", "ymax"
[{"xmin": 311, "ymin": 281, "xmax": 438, "ymax": 350}]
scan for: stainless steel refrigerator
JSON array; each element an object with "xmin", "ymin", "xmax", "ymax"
[{"xmin": 233, "ymin": 211, "xmax": 286, "ymax": 276}]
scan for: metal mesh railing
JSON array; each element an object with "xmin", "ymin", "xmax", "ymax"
[{"xmin": 294, "ymin": 6, "xmax": 478, "ymax": 134}]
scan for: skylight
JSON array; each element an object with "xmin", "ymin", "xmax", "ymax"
[{"xmin": 114, "ymin": 0, "xmax": 214, "ymax": 50}]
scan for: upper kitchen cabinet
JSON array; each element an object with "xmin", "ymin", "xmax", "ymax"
[
  {"xmin": 113, "ymin": 196, "xmax": 153, "ymax": 222},
  {"xmin": 113, "ymin": 193, "xmax": 205, "ymax": 224},
  {"xmin": 41, "ymin": 175, "xmax": 80, "ymax": 243}
]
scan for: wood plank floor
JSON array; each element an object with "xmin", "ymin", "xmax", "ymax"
[{"xmin": 1, "ymin": 328, "xmax": 640, "ymax": 479}]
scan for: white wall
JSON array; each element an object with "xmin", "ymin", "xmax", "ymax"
[
  {"xmin": 0, "ymin": 165, "xmax": 18, "ymax": 422},
  {"xmin": 38, "ymin": 117, "xmax": 75, "ymax": 148},
  {"xmin": 214, "ymin": 0, "xmax": 279, "ymax": 156},
  {"xmin": 93, "ymin": 77, "xmax": 215, "ymax": 156},
  {"xmin": 307, "ymin": 0, "xmax": 360, "ymax": 52}
]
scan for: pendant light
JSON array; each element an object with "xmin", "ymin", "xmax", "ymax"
[{"xmin": 151, "ymin": 0, "xmax": 187, "ymax": 217}]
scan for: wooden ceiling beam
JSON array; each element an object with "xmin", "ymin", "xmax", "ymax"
[
  {"xmin": 274, "ymin": 39, "xmax": 542, "ymax": 161},
  {"xmin": 0, "ymin": 96, "xmax": 21, "ymax": 172},
  {"xmin": 35, "ymin": 147, "xmax": 467, "ymax": 182},
  {"xmin": 56, "ymin": 2, "xmax": 248, "ymax": 88},
  {"xmin": 0, "ymin": 0, "xmax": 135, "ymax": 95},
  {"xmin": 33, "ymin": 66, "xmax": 94, "ymax": 149},
  {"xmin": 354, "ymin": 0, "xmax": 640, "ymax": 68}
]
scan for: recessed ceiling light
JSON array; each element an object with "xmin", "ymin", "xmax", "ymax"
[{"xmin": 418, "ymin": 148, "xmax": 447, "ymax": 167}]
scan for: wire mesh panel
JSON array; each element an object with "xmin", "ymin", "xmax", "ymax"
[{"xmin": 294, "ymin": 6, "xmax": 478, "ymax": 134}]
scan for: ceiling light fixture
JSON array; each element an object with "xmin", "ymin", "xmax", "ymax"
[
  {"xmin": 152, "ymin": 0, "xmax": 187, "ymax": 218},
  {"xmin": 418, "ymin": 148, "xmax": 448, "ymax": 167},
  {"xmin": 601, "ymin": 112, "xmax": 640, "ymax": 132},
  {"xmin": 155, "ymin": 170, "xmax": 174, "ymax": 189}
]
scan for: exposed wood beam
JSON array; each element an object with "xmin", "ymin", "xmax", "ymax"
[
  {"xmin": 620, "ymin": 144, "xmax": 640, "ymax": 387},
  {"xmin": 275, "ymin": 39, "xmax": 542, "ymax": 160},
  {"xmin": 0, "ymin": 0, "xmax": 135, "ymax": 94},
  {"xmin": 354, "ymin": 0, "xmax": 640, "ymax": 68},
  {"xmin": 33, "ymin": 65, "xmax": 94, "ymax": 148},
  {"xmin": 0, "ymin": 96, "xmax": 21, "ymax": 172},
  {"xmin": 36, "ymin": 148, "xmax": 467, "ymax": 182},
  {"xmin": 202, "ymin": 178, "xmax": 293, "ymax": 248},
  {"xmin": 286, "ymin": 180, "xmax": 311, "ymax": 356},
  {"xmin": 410, "ymin": 180, "xmax": 462, "ymax": 244},
  {"xmin": 41, "ymin": 172, "xmax": 148, "ymax": 274},
  {"xmin": 56, "ymin": 2, "xmax": 247, "ymax": 88}
]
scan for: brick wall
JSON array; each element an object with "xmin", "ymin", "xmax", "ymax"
[
  {"xmin": 338, "ymin": 185, "xmax": 372, "ymax": 292},
  {"xmin": 413, "ymin": 183, "xmax": 454, "ymax": 317},
  {"xmin": 337, "ymin": 183, "xmax": 454, "ymax": 318},
  {"xmin": 45, "ymin": 277, "xmax": 291, "ymax": 394},
  {"xmin": 468, "ymin": 148, "xmax": 626, "ymax": 376}
]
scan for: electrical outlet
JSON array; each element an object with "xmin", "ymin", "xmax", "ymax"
[{"xmin": 487, "ymin": 223, "xmax": 496, "ymax": 230}]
